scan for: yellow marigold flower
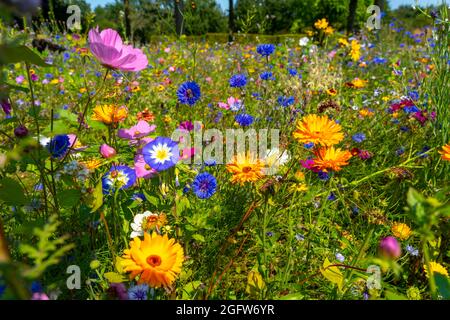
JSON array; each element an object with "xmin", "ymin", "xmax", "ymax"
[
  {"xmin": 438, "ymin": 143, "xmax": 450, "ymax": 161},
  {"xmin": 347, "ymin": 78, "xmax": 368, "ymax": 89},
  {"xmin": 80, "ymin": 158, "xmax": 104, "ymax": 170},
  {"xmin": 91, "ymin": 105, "xmax": 128, "ymax": 125},
  {"xmin": 424, "ymin": 261, "xmax": 448, "ymax": 278},
  {"xmin": 306, "ymin": 30, "xmax": 315, "ymax": 37},
  {"xmin": 350, "ymin": 40, "xmax": 361, "ymax": 62},
  {"xmin": 312, "ymin": 146, "xmax": 352, "ymax": 172},
  {"xmin": 157, "ymin": 84, "xmax": 165, "ymax": 92},
  {"xmin": 391, "ymin": 222, "xmax": 412, "ymax": 240},
  {"xmin": 121, "ymin": 232, "xmax": 184, "ymax": 288},
  {"xmin": 314, "ymin": 18, "xmax": 329, "ymax": 30},
  {"xmin": 50, "ymin": 79, "xmax": 60, "ymax": 85},
  {"xmin": 324, "ymin": 26, "xmax": 334, "ymax": 35},
  {"xmin": 293, "ymin": 114, "xmax": 344, "ymax": 147},
  {"xmin": 79, "ymin": 87, "xmax": 87, "ymax": 93},
  {"xmin": 226, "ymin": 153, "xmax": 264, "ymax": 185},
  {"xmin": 339, "ymin": 38, "xmax": 349, "ymax": 47},
  {"xmin": 326, "ymin": 88, "xmax": 337, "ymax": 96},
  {"xmin": 163, "ymin": 115, "xmax": 172, "ymax": 123},
  {"xmin": 359, "ymin": 109, "xmax": 374, "ymax": 117},
  {"xmin": 289, "ymin": 183, "xmax": 308, "ymax": 193},
  {"xmin": 294, "ymin": 170, "xmax": 305, "ymax": 181}
]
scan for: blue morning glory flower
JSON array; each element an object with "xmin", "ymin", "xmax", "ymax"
[
  {"xmin": 102, "ymin": 165, "xmax": 137, "ymax": 194},
  {"xmin": 142, "ymin": 137, "xmax": 180, "ymax": 171},
  {"xmin": 177, "ymin": 81, "xmax": 201, "ymax": 106},
  {"xmin": 192, "ymin": 172, "xmax": 217, "ymax": 199}
]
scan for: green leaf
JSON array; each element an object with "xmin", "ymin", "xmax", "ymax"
[
  {"xmin": 57, "ymin": 189, "xmax": 81, "ymax": 208},
  {"xmin": 407, "ymin": 187, "xmax": 425, "ymax": 208},
  {"xmin": 320, "ymin": 258, "xmax": 344, "ymax": 291},
  {"xmin": 435, "ymin": 274, "xmax": 450, "ymax": 299},
  {"xmin": 181, "ymin": 281, "xmax": 204, "ymax": 299},
  {"xmin": 192, "ymin": 234, "xmax": 205, "ymax": 242},
  {"xmin": 385, "ymin": 290, "xmax": 407, "ymax": 300},
  {"xmin": 143, "ymin": 191, "xmax": 159, "ymax": 208},
  {"xmin": 277, "ymin": 292, "xmax": 304, "ymax": 300},
  {"xmin": 0, "ymin": 177, "xmax": 28, "ymax": 205},
  {"xmin": 0, "ymin": 45, "xmax": 49, "ymax": 67},
  {"xmin": 104, "ymin": 272, "xmax": 127, "ymax": 283},
  {"xmin": 90, "ymin": 180, "xmax": 103, "ymax": 213}
]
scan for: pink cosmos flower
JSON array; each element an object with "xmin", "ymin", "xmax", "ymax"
[
  {"xmin": 134, "ymin": 154, "xmax": 157, "ymax": 178},
  {"xmin": 67, "ymin": 134, "xmax": 88, "ymax": 152},
  {"xmin": 100, "ymin": 144, "xmax": 117, "ymax": 158},
  {"xmin": 218, "ymin": 102, "xmax": 229, "ymax": 110},
  {"xmin": 32, "ymin": 292, "xmax": 49, "ymax": 300},
  {"xmin": 181, "ymin": 147, "xmax": 196, "ymax": 160},
  {"xmin": 118, "ymin": 120, "xmax": 156, "ymax": 141},
  {"xmin": 88, "ymin": 27, "xmax": 148, "ymax": 72}
]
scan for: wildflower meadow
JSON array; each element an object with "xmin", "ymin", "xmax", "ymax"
[{"xmin": 0, "ymin": 0, "xmax": 449, "ymax": 302}]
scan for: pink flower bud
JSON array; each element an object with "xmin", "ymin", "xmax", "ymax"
[
  {"xmin": 100, "ymin": 144, "xmax": 116, "ymax": 158},
  {"xmin": 379, "ymin": 236, "xmax": 401, "ymax": 259}
]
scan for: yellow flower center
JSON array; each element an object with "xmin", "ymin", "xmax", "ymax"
[
  {"xmin": 147, "ymin": 255, "xmax": 162, "ymax": 267},
  {"xmin": 145, "ymin": 164, "xmax": 152, "ymax": 170},
  {"xmin": 156, "ymin": 149, "xmax": 169, "ymax": 161},
  {"xmin": 110, "ymin": 170, "xmax": 118, "ymax": 178}
]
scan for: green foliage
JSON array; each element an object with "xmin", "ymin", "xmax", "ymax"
[{"xmin": 19, "ymin": 215, "xmax": 75, "ymax": 279}]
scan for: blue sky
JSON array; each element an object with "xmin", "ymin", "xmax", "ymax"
[{"xmin": 86, "ymin": 0, "xmax": 445, "ymax": 10}]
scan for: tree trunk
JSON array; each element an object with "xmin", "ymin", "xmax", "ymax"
[
  {"xmin": 347, "ymin": 0, "xmax": 358, "ymax": 35},
  {"xmin": 123, "ymin": 0, "xmax": 132, "ymax": 41},
  {"xmin": 228, "ymin": 0, "xmax": 234, "ymax": 42},
  {"xmin": 174, "ymin": 0, "xmax": 184, "ymax": 37},
  {"xmin": 374, "ymin": 0, "xmax": 385, "ymax": 12}
]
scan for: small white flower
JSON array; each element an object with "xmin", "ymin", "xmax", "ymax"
[
  {"xmin": 299, "ymin": 37, "xmax": 309, "ymax": 47},
  {"xmin": 130, "ymin": 211, "xmax": 157, "ymax": 238},
  {"xmin": 264, "ymin": 148, "xmax": 290, "ymax": 175}
]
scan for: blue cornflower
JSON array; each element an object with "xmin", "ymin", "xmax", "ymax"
[
  {"xmin": 408, "ymin": 90, "xmax": 419, "ymax": 101},
  {"xmin": 406, "ymin": 245, "xmax": 419, "ymax": 257},
  {"xmin": 256, "ymin": 44, "xmax": 275, "ymax": 57},
  {"xmin": 396, "ymin": 147, "xmax": 405, "ymax": 156},
  {"xmin": 102, "ymin": 165, "xmax": 137, "ymax": 194},
  {"xmin": 192, "ymin": 172, "xmax": 217, "ymax": 199},
  {"xmin": 266, "ymin": 231, "xmax": 274, "ymax": 237},
  {"xmin": 304, "ymin": 142, "xmax": 314, "ymax": 149},
  {"xmin": 373, "ymin": 57, "xmax": 387, "ymax": 64},
  {"xmin": 229, "ymin": 74, "xmax": 247, "ymax": 88},
  {"xmin": 142, "ymin": 137, "xmax": 180, "ymax": 171},
  {"xmin": 131, "ymin": 193, "xmax": 146, "ymax": 202},
  {"xmin": 351, "ymin": 206, "xmax": 359, "ymax": 215},
  {"xmin": 277, "ymin": 95, "xmax": 295, "ymax": 107},
  {"xmin": 45, "ymin": 73, "xmax": 53, "ymax": 79},
  {"xmin": 235, "ymin": 113, "xmax": 254, "ymax": 127},
  {"xmin": 204, "ymin": 159, "xmax": 217, "ymax": 166},
  {"xmin": 31, "ymin": 281, "xmax": 43, "ymax": 293},
  {"xmin": 0, "ymin": 284, "xmax": 5, "ymax": 297},
  {"xmin": 400, "ymin": 126, "xmax": 410, "ymax": 132},
  {"xmin": 417, "ymin": 146, "xmax": 430, "ymax": 158},
  {"xmin": 183, "ymin": 185, "xmax": 191, "ymax": 194},
  {"xmin": 128, "ymin": 284, "xmax": 149, "ymax": 300},
  {"xmin": 318, "ymin": 171, "xmax": 330, "ymax": 181},
  {"xmin": 46, "ymin": 134, "xmax": 70, "ymax": 159},
  {"xmin": 288, "ymin": 68, "xmax": 298, "ymax": 76},
  {"xmin": 260, "ymin": 71, "xmax": 274, "ymax": 81},
  {"xmin": 352, "ymin": 133, "xmax": 366, "ymax": 143},
  {"xmin": 177, "ymin": 81, "xmax": 201, "ymax": 106},
  {"xmin": 328, "ymin": 192, "xmax": 337, "ymax": 201},
  {"xmin": 63, "ymin": 52, "xmax": 70, "ymax": 62}
]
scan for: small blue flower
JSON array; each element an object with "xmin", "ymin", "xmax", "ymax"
[
  {"xmin": 131, "ymin": 193, "xmax": 146, "ymax": 202},
  {"xmin": 277, "ymin": 95, "xmax": 295, "ymax": 107},
  {"xmin": 102, "ymin": 165, "xmax": 137, "ymax": 194},
  {"xmin": 396, "ymin": 147, "xmax": 405, "ymax": 156},
  {"xmin": 318, "ymin": 171, "xmax": 330, "ymax": 181},
  {"xmin": 128, "ymin": 284, "xmax": 149, "ymax": 300},
  {"xmin": 260, "ymin": 71, "xmax": 274, "ymax": 81},
  {"xmin": 235, "ymin": 113, "xmax": 254, "ymax": 127},
  {"xmin": 352, "ymin": 133, "xmax": 366, "ymax": 143},
  {"xmin": 0, "ymin": 284, "xmax": 5, "ymax": 297},
  {"xmin": 192, "ymin": 172, "xmax": 217, "ymax": 199},
  {"xmin": 177, "ymin": 81, "xmax": 201, "ymax": 106},
  {"xmin": 408, "ymin": 90, "xmax": 420, "ymax": 101},
  {"xmin": 256, "ymin": 44, "xmax": 275, "ymax": 57},
  {"xmin": 327, "ymin": 192, "xmax": 337, "ymax": 201},
  {"xmin": 266, "ymin": 231, "xmax": 274, "ymax": 237},
  {"xmin": 304, "ymin": 142, "xmax": 314, "ymax": 149},
  {"xmin": 46, "ymin": 134, "xmax": 70, "ymax": 159},
  {"xmin": 335, "ymin": 253, "xmax": 345, "ymax": 262},
  {"xmin": 406, "ymin": 245, "xmax": 419, "ymax": 257},
  {"xmin": 204, "ymin": 159, "xmax": 217, "ymax": 166},
  {"xmin": 230, "ymin": 74, "xmax": 247, "ymax": 88},
  {"xmin": 288, "ymin": 68, "xmax": 298, "ymax": 76}
]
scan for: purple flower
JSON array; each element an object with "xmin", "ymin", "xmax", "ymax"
[
  {"xmin": 230, "ymin": 74, "xmax": 247, "ymax": 88},
  {"xmin": 379, "ymin": 236, "xmax": 401, "ymax": 259},
  {"xmin": 352, "ymin": 133, "xmax": 366, "ymax": 143}
]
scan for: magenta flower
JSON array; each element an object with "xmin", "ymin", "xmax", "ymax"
[
  {"xmin": 100, "ymin": 144, "xmax": 117, "ymax": 158},
  {"xmin": 134, "ymin": 154, "xmax": 157, "ymax": 179},
  {"xmin": 88, "ymin": 27, "xmax": 148, "ymax": 72},
  {"xmin": 118, "ymin": 120, "xmax": 155, "ymax": 142},
  {"xmin": 379, "ymin": 236, "xmax": 401, "ymax": 259},
  {"xmin": 300, "ymin": 159, "xmax": 320, "ymax": 173},
  {"xmin": 179, "ymin": 121, "xmax": 194, "ymax": 131},
  {"xmin": 67, "ymin": 134, "xmax": 88, "ymax": 152}
]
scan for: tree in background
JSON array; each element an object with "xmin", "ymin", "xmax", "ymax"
[
  {"xmin": 174, "ymin": 0, "xmax": 183, "ymax": 36},
  {"xmin": 123, "ymin": 0, "xmax": 132, "ymax": 41},
  {"xmin": 228, "ymin": 0, "xmax": 234, "ymax": 41},
  {"xmin": 347, "ymin": 0, "xmax": 358, "ymax": 34}
]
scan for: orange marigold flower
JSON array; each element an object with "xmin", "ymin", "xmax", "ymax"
[
  {"xmin": 293, "ymin": 114, "xmax": 344, "ymax": 147},
  {"xmin": 91, "ymin": 104, "xmax": 128, "ymax": 125},
  {"xmin": 137, "ymin": 108, "xmax": 155, "ymax": 122},
  {"xmin": 121, "ymin": 232, "xmax": 184, "ymax": 288},
  {"xmin": 439, "ymin": 143, "xmax": 450, "ymax": 161},
  {"xmin": 226, "ymin": 153, "xmax": 264, "ymax": 185},
  {"xmin": 391, "ymin": 222, "xmax": 412, "ymax": 240},
  {"xmin": 312, "ymin": 146, "xmax": 352, "ymax": 172}
]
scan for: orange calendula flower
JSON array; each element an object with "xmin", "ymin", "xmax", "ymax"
[
  {"xmin": 80, "ymin": 158, "xmax": 104, "ymax": 170},
  {"xmin": 312, "ymin": 146, "xmax": 352, "ymax": 172},
  {"xmin": 121, "ymin": 232, "xmax": 184, "ymax": 288},
  {"xmin": 438, "ymin": 143, "xmax": 450, "ymax": 161},
  {"xmin": 349, "ymin": 40, "xmax": 361, "ymax": 62},
  {"xmin": 391, "ymin": 222, "xmax": 412, "ymax": 240},
  {"xmin": 91, "ymin": 105, "xmax": 128, "ymax": 125},
  {"xmin": 293, "ymin": 114, "xmax": 344, "ymax": 147},
  {"xmin": 345, "ymin": 78, "xmax": 368, "ymax": 89},
  {"xmin": 359, "ymin": 109, "xmax": 374, "ymax": 117},
  {"xmin": 226, "ymin": 153, "xmax": 264, "ymax": 185}
]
